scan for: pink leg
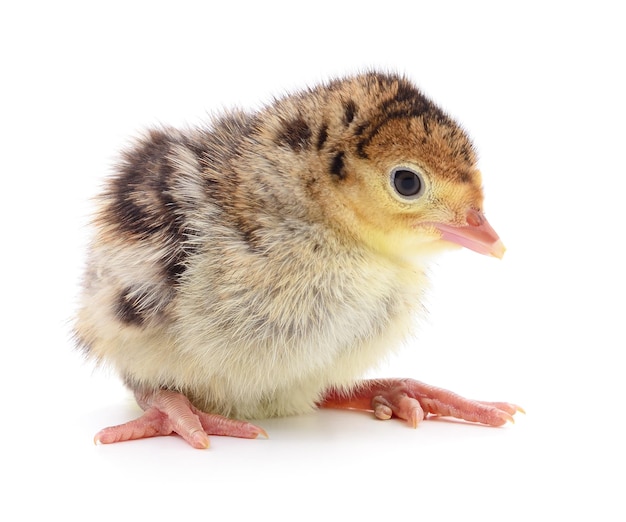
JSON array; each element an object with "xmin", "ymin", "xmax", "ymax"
[
  {"xmin": 94, "ymin": 389, "xmax": 267, "ymax": 449},
  {"xmin": 320, "ymin": 378, "xmax": 523, "ymax": 427}
]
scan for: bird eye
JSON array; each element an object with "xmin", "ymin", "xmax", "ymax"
[{"xmin": 391, "ymin": 167, "xmax": 424, "ymax": 199}]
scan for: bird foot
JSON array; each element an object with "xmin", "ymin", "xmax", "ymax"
[
  {"xmin": 94, "ymin": 389, "xmax": 267, "ymax": 449},
  {"xmin": 320, "ymin": 378, "xmax": 523, "ymax": 427}
]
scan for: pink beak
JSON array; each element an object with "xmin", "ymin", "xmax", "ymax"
[{"xmin": 431, "ymin": 209, "xmax": 505, "ymax": 259}]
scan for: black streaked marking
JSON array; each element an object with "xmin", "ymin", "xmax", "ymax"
[
  {"xmin": 355, "ymin": 130, "xmax": 370, "ymax": 158},
  {"xmin": 110, "ymin": 132, "xmax": 184, "ymax": 240},
  {"xmin": 116, "ymin": 288, "xmax": 145, "ymax": 326},
  {"xmin": 235, "ymin": 220, "xmax": 267, "ymax": 255},
  {"xmin": 163, "ymin": 247, "xmax": 193, "ymax": 281},
  {"xmin": 110, "ymin": 188, "xmax": 155, "ymax": 238},
  {"xmin": 106, "ymin": 130, "xmax": 201, "ymax": 286},
  {"xmin": 354, "ymin": 121, "xmax": 368, "ymax": 137},
  {"xmin": 354, "ymin": 76, "xmax": 455, "ymax": 159},
  {"xmin": 457, "ymin": 170, "xmax": 473, "ymax": 183},
  {"xmin": 316, "ymin": 122, "xmax": 329, "ymax": 150},
  {"xmin": 277, "ymin": 117, "xmax": 312, "ymax": 151},
  {"xmin": 394, "ymin": 79, "xmax": 426, "ymax": 104},
  {"xmin": 355, "ymin": 109, "xmax": 451, "ymax": 161},
  {"xmin": 117, "ymin": 285, "xmax": 175, "ymax": 326},
  {"xmin": 458, "ymin": 141, "xmax": 475, "ymax": 163},
  {"xmin": 329, "ymin": 151, "xmax": 346, "ymax": 179},
  {"xmin": 343, "ymin": 99, "xmax": 357, "ymax": 125},
  {"xmin": 354, "ymin": 122, "xmax": 370, "ymax": 159}
]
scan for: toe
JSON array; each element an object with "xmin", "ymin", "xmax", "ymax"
[
  {"xmin": 372, "ymin": 393, "xmax": 424, "ymax": 427},
  {"xmin": 395, "ymin": 395, "xmax": 425, "ymax": 428},
  {"xmin": 372, "ymin": 396, "xmax": 393, "ymax": 420},
  {"xmin": 94, "ymin": 408, "xmax": 171, "ymax": 444},
  {"xmin": 194, "ymin": 409, "xmax": 268, "ymax": 439}
]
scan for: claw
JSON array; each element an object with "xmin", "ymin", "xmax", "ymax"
[
  {"xmin": 407, "ymin": 408, "xmax": 422, "ymax": 429},
  {"xmin": 190, "ymin": 431, "xmax": 211, "ymax": 449},
  {"xmin": 253, "ymin": 427, "xmax": 270, "ymax": 439}
]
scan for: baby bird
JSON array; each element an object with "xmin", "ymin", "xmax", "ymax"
[{"xmin": 75, "ymin": 71, "xmax": 519, "ymax": 449}]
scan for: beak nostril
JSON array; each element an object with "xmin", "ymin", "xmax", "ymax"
[
  {"xmin": 466, "ymin": 209, "xmax": 484, "ymax": 227},
  {"xmin": 432, "ymin": 209, "xmax": 503, "ymax": 258}
]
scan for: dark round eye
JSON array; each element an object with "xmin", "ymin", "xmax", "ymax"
[{"xmin": 391, "ymin": 167, "xmax": 424, "ymax": 199}]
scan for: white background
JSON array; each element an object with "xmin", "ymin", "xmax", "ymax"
[{"xmin": 2, "ymin": 1, "xmax": 624, "ymax": 520}]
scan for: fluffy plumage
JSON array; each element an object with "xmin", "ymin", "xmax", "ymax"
[{"xmin": 75, "ymin": 72, "xmax": 516, "ymax": 447}]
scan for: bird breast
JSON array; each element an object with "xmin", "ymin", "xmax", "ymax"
[{"xmin": 162, "ymin": 221, "xmax": 429, "ymax": 418}]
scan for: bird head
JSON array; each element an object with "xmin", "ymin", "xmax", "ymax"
[{"xmin": 304, "ymin": 73, "xmax": 505, "ymax": 263}]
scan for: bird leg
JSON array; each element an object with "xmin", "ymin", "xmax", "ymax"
[
  {"xmin": 94, "ymin": 389, "xmax": 268, "ymax": 449},
  {"xmin": 320, "ymin": 378, "xmax": 523, "ymax": 427}
]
